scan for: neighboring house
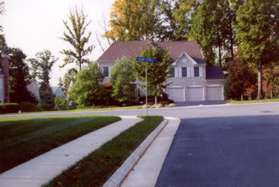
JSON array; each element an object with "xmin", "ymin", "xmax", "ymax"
[
  {"xmin": 27, "ymin": 80, "xmax": 41, "ymax": 102},
  {"xmin": 52, "ymin": 87, "xmax": 65, "ymax": 97},
  {"xmin": 98, "ymin": 41, "xmax": 225, "ymax": 103},
  {"xmin": 0, "ymin": 55, "xmax": 10, "ymax": 103}
]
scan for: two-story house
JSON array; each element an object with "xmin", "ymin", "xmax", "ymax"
[
  {"xmin": 0, "ymin": 55, "xmax": 10, "ymax": 103},
  {"xmin": 98, "ymin": 41, "xmax": 225, "ymax": 103}
]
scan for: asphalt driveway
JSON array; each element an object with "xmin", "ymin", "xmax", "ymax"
[{"xmin": 156, "ymin": 114, "xmax": 279, "ymax": 187}]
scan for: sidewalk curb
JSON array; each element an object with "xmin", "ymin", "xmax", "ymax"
[{"xmin": 103, "ymin": 119, "xmax": 168, "ymax": 187}]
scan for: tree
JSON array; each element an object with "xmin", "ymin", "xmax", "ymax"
[
  {"xmin": 29, "ymin": 50, "xmax": 57, "ymax": 110},
  {"xmin": 111, "ymin": 58, "xmax": 137, "ymax": 104},
  {"xmin": 225, "ymin": 58, "xmax": 257, "ymax": 100},
  {"xmin": 263, "ymin": 62, "xmax": 279, "ymax": 98},
  {"xmin": 134, "ymin": 45, "xmax": 172, "ymax": 104},
  {"xmin": 235, "ymin": 0, "xmax": 279, "ymax": 99},
  {"xmin": 69, "ymin": 63, "xmax": 104, "ymax": 107},
  {"xmin": 61, "ymin": 9, "xmax": 93, "ymax": 71},
  {"xmin": 63, "ymin": 68, "xmax": 78, "ymax": 97},
  {"xmin": 189, "ymin": 1, "xmax": 217, "ymax": 65},
  {"xmin": 159, "ymin": 0, "xmax": 198, "ymax": 40},
  {"xmin": 7, "ymin": 48, "xmax": 37, "ymax": 104},
  {"xmin": 105, "ymin": 0, "xmax": 162, "ymax": 41}
]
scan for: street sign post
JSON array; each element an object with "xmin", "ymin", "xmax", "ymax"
[{"xmin": 136, "ymin": 56, "xmax": 158, "ymax": 116}]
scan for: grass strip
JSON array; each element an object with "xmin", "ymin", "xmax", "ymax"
[
  {"xmin": 230, "ymin": 98, "xmax": 279, "ymax": 104},
  {"xmin": 45, "ymin": 116, "xmax": 163, "ymax": 187},
  {"xmin": 0, "ymin": 116, "xmax": 120, "ymax": 173}
]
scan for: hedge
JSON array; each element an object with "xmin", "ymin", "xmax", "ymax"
[{"xmin": 0, "ymin": 103, "xmax": 20, "ymax": 114}]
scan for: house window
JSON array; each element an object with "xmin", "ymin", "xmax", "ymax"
[
  {"xmin": 169, "ymin": 67, "xmax": 175, "ymax": 78},
  {"xmin": 102, "ymin": 66, "xmax": 109, "ymax": 77},
  {"xmin": 182, "ymin": 67, "xmax": 187, "ymax": 77},
  {"xmin": 194, "ymin": 66, "xmax": 200, "ymax": 77}
]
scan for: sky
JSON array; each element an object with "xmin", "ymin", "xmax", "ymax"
[{"xmin": 1, "ymin": 0, "xmax": 115, "ymax": 86}]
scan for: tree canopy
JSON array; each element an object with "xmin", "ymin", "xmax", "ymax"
[{"xmin": 61, "ymin": 9, "xmax": 93, "ymax": 71}]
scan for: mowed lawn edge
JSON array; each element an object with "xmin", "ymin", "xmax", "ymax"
[
  {"xmin": 45, "ymin": 116, "xmax": 163, "ymax": 187},
  {"xmin": 0, "ymin": 116, "xmax": 121, "ymax": 173}
]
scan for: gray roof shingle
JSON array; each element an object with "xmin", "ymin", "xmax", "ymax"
[
  {"xmin": 98, "ymin": 41, "xmax": 205, "ymax": 64},
  {"xmin": 206, "ymin": 66, "xmax": 225, "ymax": 79}
]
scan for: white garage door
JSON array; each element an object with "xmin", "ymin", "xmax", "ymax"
[
  {"xmin": 188, "ymin": 87, "xmax": 204, "ymax": 101},
  {"xmin": 167, "ymin": 87, "xmax": 185, "ymax": 102},
  {"xmin": 207, "ymin": 86, "xmax": 223, "ymax": 101},
  {"xmin": 0, "ymin": 77, "xmax": 4, "ymax": 103}
]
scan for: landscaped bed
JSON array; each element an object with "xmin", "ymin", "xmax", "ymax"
[
  {"xmin": 0, "ymin": 116, "xmax": 120, "ymax": 173},
  {"xmin": 45, "ymin": 116, "xmax": 163, "ymax": 187}
]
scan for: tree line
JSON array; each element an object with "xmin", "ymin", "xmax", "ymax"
[
  {"xmin": 0, "ymin": 0, "xmax": 278, "ymax": 111},
  {"xmin": 105, "ymin": 0, "xmax": 279, "ymax": 100}
]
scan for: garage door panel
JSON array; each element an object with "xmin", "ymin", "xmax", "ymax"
[
  {"xmin": 188, "ymin": 87, "xmax": 204, "ymax": 101},
  {"xmin": 207, "ymin": 86, "xmax": 223, "ymax": 101},
  {"xmin": 167, "ymin": 88, "xmax": 185, "ymax": 102}
]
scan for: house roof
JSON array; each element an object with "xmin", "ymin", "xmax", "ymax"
[
  {"xmin": 206, "ymin": 66, "xmax": 225, "ymax": 79},
  {"xmin": 98, "ymin": 41, "xmax": 205, "ymax": 64}
]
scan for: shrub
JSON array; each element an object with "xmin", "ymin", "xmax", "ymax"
[
  {"xmin": 19, "ymin": 102, "xmax": 41, "ymax": 112},
  {"xmin": 111, "ymin": 58, "xmax": 137, "ymax": 105},
  {"xmin": 0, "ymin": 103, "xmax": 20, "ymax": 114},
  {"xmin": 55, "ymin": 97, "xmax": 68, "ymax": 110},
  {"xmin": 70, "ymin": 63, "xmax": 104, "ymax": 107}
]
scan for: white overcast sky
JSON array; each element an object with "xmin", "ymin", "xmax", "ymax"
[{"xmin": 1, "ymin": 0, "xmax": 115, "ymax": 86}]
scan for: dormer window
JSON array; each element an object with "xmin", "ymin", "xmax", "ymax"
[
  {"xmin": 182, "ymin": 67, "xmax": 187, "ymax": 77},
  {"xmin": 102, "ymin": 66, "xmax": 109, "ymax": 77},
  {"xmin": 169, "ymin": 67, "xmax": 175, "ymax": 78},
  {"xmin": 194, "ymin": 66, "xmax": 199, "ymax": 77}
]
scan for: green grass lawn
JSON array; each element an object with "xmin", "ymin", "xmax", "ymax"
[
  {"xmin": 0, "ymin": 116, "xmax": 120, "ymax": 173},
  {"xmin": 45, "ymin": 116, "xmax": 163, "ymax": 187},
  {"xmin": 230, "ymin": 98, "xmax": 279, "ymax": 104}
]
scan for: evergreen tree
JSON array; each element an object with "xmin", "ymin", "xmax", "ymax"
[{"xmin": 7, "ymin": 48, "xmax": 37, "ymax": 104}]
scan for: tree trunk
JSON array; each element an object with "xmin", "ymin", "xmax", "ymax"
[
  {"xmin": 257, "ymin": 62, "xmax": 263, "ymax": 99},
  {"xmin": 154, "ymin": 95, "xmax": 158, "ymax": 105},
  {"xmin": 217, "ymin": 34, "xmax": 222, "ymax": 68},
  {"xmin": 218, "ymin": 46, "xmax": 222, "ymax": 68}
]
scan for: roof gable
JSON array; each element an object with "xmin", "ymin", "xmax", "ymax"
[
  {"xmin": 98, "ymin": 41, "xmax": 205, "ymax": 64},
  {"xmin": 173, "ymin": 53, "xmax": 200, "ymax": 66}
]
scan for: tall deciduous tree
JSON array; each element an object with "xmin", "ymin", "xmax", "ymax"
[
  {"xmin": 7, "ymin": 48, "xmax": 37, "ymax": 104},
  {"xmin": 159, "ymin": 0, "xmax": 198, "ymax": 40},
  {"xmin": 111, "ymin": 58, "xmax": 137, "ymax": 104},
  {"xmin": 236, "ymin": 0, "xmax": 279, "ymax": 99},
  {"xmin": 29, "ymin": 50, "xmax": 57, "ymax": 110},
  {"xmin": 190, "ymin": 0, "xmax": 241, "ymax": 66},
  {"xmin": 105, "ymin": 0, "xmax": 161, "ymax": 41},
  {"xmin": 61, "ymin": 9, "xmax": 93, "ymax": 71}
]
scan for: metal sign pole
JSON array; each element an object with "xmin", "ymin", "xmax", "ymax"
[{"xmin": 145, "ymin": 63, "xmax": 148, "ymax": 116}]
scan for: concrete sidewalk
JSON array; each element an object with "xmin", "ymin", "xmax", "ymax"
[
  {"xmin": 0, "ymin": 116, "xmax": 142, "ymax": 187},
  {"xmin": 121, "ymin": 117, "xmax": 180, "ymax": 187}
]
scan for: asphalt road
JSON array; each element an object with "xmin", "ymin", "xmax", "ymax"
[{"xmin": 156, "ymin": 104, "xmax": 279, "ymax": 187}]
